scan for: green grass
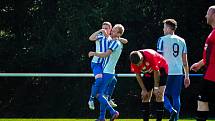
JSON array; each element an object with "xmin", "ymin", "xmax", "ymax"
[{"xmin": 0, "ymin": 119, "xmax": 214, "ymax": 121}]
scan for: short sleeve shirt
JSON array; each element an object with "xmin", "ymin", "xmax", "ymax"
[
  {"xmin": 203, "ymin": 28, "xmax": 215, "ymax": 82},
  {"xmin": 130, "ymin": 49, "xmax": 168, "ymax": 74}
]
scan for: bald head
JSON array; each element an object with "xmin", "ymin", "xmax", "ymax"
[
  {"xmin": 209, "ymin": 5, "xmax": 215, "ymax": 14},
  {"xmin": 206, "ymin": 6, "xmax": 215, "ymax": 27}
]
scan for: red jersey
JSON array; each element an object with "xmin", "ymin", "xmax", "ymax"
[
  {"xmin": 203, "ymin": 28, "xmax": 215, "ymax": 82},
  {"xmin": 130, "ymin": 49, "xmax": 168, "ymax": 74}
]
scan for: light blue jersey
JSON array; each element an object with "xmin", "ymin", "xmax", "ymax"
[
  {"xmin": 157, "ymin": 34, "xmax": 187, "ymax": 75},
  {"xmin": 102, "ymin": 40, "xmax": 123, "ymax": 74},
  {"xmin": 91, "ymin": 33, "xmax": 111, "ymax": 64}
]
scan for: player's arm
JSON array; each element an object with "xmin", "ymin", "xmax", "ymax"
[
  {"xmin": 119, "ymin": 37, "xmax": 128, "ymax": 44},
  {"xmin": 89, "ymin": 29, "xmax": 108, "ymax": 41},
  {"xmin": 190, "ymin": 59, "xmax": 204, "ymax": 72},
  {"xmin": 88, "ymin": 49, "xmax": 112, "ymax": 58},
  {"xmin": 182, "ymin": 53, "xmax": 190, "ymax": 88},
  {"xmin": 135, "ymin": 73, "xmax": 146, "ymax": 91}
]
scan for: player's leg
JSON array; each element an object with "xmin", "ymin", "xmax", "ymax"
[
  {"xmin": 154, "ymin": 68, "xmax": 167, "ymax": 121},
  {"xmin": 172, "ymin": 75, "xmax": 183, "ymax": 120},
  {"xmin": 164, "ymin": 76, "xmax": 174, "ymax": 112},
  {"xmin": 141, "ymin": 90, "xmax": 153, "ymax": 121},
  {"xmin": 141, "ymin": 74, "xmax": 153, "ymax": 121},
  {"xmin": 154, "ymin": 85, "xmax": 165, "ymax": 121},
  {"xmin": 164, "ymin": 75, "xmax": 177, "ymax": 121},
  {"xmin": 97, "ymin": 73, "xmax": 119, "ymax": 120},
  {"xmin": 104, "ymin": 76, "xmax": 117, "ymax": 107},
  {"xmin": 195, "ymin": 79, "xmax": 215, "ymax": 121},
  {"xmin": 89, "ymin": 63, "xmax": 103, "ymax": 110}
]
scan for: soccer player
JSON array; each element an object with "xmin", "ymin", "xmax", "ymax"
[
  {"xmin": 88, "ymin": 24, "xmax": 126, "ymax": 121},
  {"xmin": 88, "ymin": 22, "xmax": 127, "ymax": 110},
  {"xmin": 88, "ymin": 22, "xmax": 112, "ymax": 110},
  {"xmin": 157, "ymin": 19, "xmax": 190, "ymax": 121},
  {"xmin": 130, "ymin": 49, "xmax": 168, "ymax": 121},
  {"xmin": 190, "ymin": 5, "xmax": 215, "ymax": 121}
]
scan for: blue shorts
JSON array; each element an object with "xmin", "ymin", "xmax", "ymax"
[
  {"xmin": 165, "ymin": 75, "xmax": 183, "ymax": 96},
  {"xmin": 102, "ymin": 73, "xmax": 116, "ymax": 92},
  {"xmin": 91, "ymin": 62, "xmax": 103, "ymax": 77}
]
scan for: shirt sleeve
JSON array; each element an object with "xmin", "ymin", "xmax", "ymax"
[
  {"xmin": 96, "ymin": 32, "xmax": 105, "ymax": 41},
  {"xmin": 182, "ymin": 40, "xmax": 187, "ymax": 54},
  {"xmin": 108, "ymin": 40, "xmax": 118, "ymax": 51},
  {"xmin": 157, "ymin": 37, "xmax": 164, "ymax": 53}
]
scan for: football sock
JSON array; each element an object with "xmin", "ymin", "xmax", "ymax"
[
  {"xmin": 91, "ymin": 78, "xmax": 103, "ymax": 97},
  {"xmin": 196, "ymin": 111, "xmax": 208, "ymax": 121},
  {"xmin": 164, "ymin": 95, "xmax": 173, "ymax": 113},
  {"xmin": 155, "ymin": 102, "xmax": 164, "ymax": 121},
  {"xmin": 141, "ymin": 102, "xmax": 150, "ymax": 121},
  {"xmin": 97, "ymin": 95, "xmax": 115, "ymax": 116}
]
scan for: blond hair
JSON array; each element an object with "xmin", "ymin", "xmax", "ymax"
[{"xmin": 114, "ymin": 24, "xmax": 124, "ymax": 36}]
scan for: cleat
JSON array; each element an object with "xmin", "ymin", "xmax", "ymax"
[
  {"xmin": 110, "ymin": 111, "xmax": 119, "ymax": 121},
  {"xmin": 169, "ymin": 109, "xmax": 177, "ymax": 121},
  {"xmin": 109, "ymin": 99, "xmax": 117, "ymax": 107},
  {"xmin": 88, "ymin": 100, "xmax": 95, "ymax": 110}
]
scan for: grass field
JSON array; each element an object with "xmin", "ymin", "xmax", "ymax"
[{"xmin": 0, "ymin": 119, "xmax": 214, "ymax": 121}]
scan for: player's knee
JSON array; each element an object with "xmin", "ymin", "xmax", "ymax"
[
  {"xmin": 142, "ymin": 95, "xmax": 151, "ymax": 102},
  {"xmin": 95, "ymin": 74, "xmax": 102, "ymax": 79},
  {"xmin": 155, "ymin": 94, "xmax": 164, "ymax": 102},
  {"xmin": 197, "ymin": 101, "xmax": 209, "ymax": 111}
]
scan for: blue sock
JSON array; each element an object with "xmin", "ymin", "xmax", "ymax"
[
  {"xmin": 164, "ymin": 95, "xmax": 173, "ymax": 113},
  {"xmin": 89, "ymin": 84, "xmax": 94, "ymax": 101},
  {"xmin": 98, "ymin": 103, "xmax": 106, "ymax": 120},
  {"xmin": 97, "ymin": 95, "xmax": 115, "ymax": 117},
  {"xmin": 91, "ymin": 78, "xmax": 103, "ymax": 97},
  {"xmin": 107, "ymin": 78, "xmax": 117, "ymax": 100},
  {"xmin": 173, "ymin": 95, "xmax": 180, "ymax": 120}
]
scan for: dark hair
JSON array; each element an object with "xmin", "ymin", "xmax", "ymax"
[
  {"xmin": 130, "ymin": 52, "xmax": 141, "ymax": 64},
  {"xmin": 163, "ymin": 19, "xmax": 177, "ymax": 30}
]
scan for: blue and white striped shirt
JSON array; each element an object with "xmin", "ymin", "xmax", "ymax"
[
  {"xmin": 91, "ymin": 33, "xmax": 111, "ymax": 64},
  {"xmin": 102, "ymin": 39, "xmax": 123, "ymax": 74}
]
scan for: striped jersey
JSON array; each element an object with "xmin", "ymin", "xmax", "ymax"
[
  {"xmin": 91, "ymin": 33, "xmax": 111, "ymax": 64},
  {"xmin": 102, "ymin": 39, "xmax": 123, "ymax": 74},
  {"xmin": 157, "ymin": 34, "xmax": 187, "ymax": 75}
]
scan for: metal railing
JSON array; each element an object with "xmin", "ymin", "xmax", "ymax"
[{"xmin": 0, "ymin": 73, "xmax": 203, "ymax": 77}]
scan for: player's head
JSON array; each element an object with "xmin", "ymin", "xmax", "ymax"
[
  {"xmin": 130, "ymin": 51, "xmax": 143, "ymax": 66},
  {"xmin": 102, "ymin": 22, "xmax": 112, "ymax": 35},
  {"xmin": 163, "ymin": 19, "xmax": 177, "ymax": 35},
  {"xmin": 206, "ymin": 6, "xmax": 215, "ymax": 26},
  {"xmin": 111, "ymin": 24, "xmax": 124, "ymax": 38}
]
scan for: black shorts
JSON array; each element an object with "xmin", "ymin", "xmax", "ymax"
[
  {"xmin": 198, "ymin": 79, "xmax": 215, "ymax": 103},
  {"xmin": 142, "ymin": 68, "xmax": 167, "ymax": 92}
]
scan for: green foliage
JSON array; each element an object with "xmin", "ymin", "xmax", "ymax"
[{"xmin": 0, "ymin": 0, "xmax": 212, "ymax": 73}]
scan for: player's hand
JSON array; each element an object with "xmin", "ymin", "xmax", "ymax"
[
  {"xmin": 100, "ymin": 29, "xmax": 108, "ymax": 37},
  {"xmin": 88, "ymin": 51, "xmax": 95, "ymax": 57},
  {"xmin": 184, "ymin": 77, "xmax": 190, "ymax": 88},
  {"xmin": 141, "ymin": 89, "xmax": 148, "ymax": 102},
  {"xmin": 190, "ymin": 62, "xmax": 201, "ymax": 72}
]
